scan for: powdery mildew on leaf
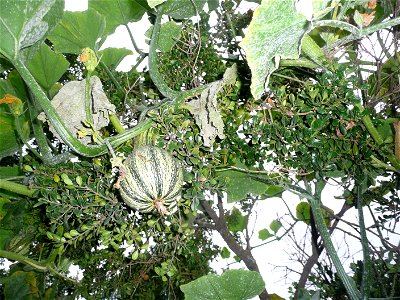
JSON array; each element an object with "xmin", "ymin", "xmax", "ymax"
[
  {"xmin": 19, "ymin": 0, "xmax": 55, "ymax": 50},
  {"xmin": 38, "ymin": 76, "xmax": 115, "ymax": 145},
  {"xmin": 239, "ymin": 0, "xmax": 308, "ymax": 99},
  {"xmin": 186, "ymin": 64, "xmax": 237, "ymax": 147}
]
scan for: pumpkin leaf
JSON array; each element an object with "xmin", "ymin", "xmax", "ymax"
[
  {"xmin": 161, "ymin": 0, "xmax": 207, "ymax": 19},
  {"xmin": 27, "ymin": 43, "xmax": 69, "ymax": 91},
  {"xmin": 239, "ymin": 0, "xmax": 308, "ymax": 99},
  {"xmin": 2, "ymin": 271, "xmax": 40, "ymax": 299},
  {"xmin": 186, "ymin": 64, "xmax": 237, "ymax": 147},
  {"xmin": 89, "ymin": 0, "xmax": 150, "ymax": 36},
  {"xmin": 37, "ymin": 76, "xmax": 115, "ymax": 145},
  {"xmin": 98, "ymin": 48, "xmax": 133, "ymax": 70},
  {"xmin": 180, "ymin": 269, "xmax": 265, "ymax": 300},
  {"xmin": 49, "ymin": 9, "xmax": 106, "ymax": 54},
  {"xmin": 0, "ymin": 0, "xmax": 64, "ymax": 61},
  {"xmin": 216, "ymin": 169, "xmax": 276, "ymax": 203},
  {"xmin": 148, "ymin": 0, "xmax": 167, "ymax": 8},
  {"xmin": 158, "ymin": 21, "xmax": 182, "ymax": 52}
]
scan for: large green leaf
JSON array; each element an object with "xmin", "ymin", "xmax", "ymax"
[
  {"xmin": 0, "ymin": 0, "xmax": 64, "ymax": 61},
  {"xmin": 180, "ymin": 269, "xmax": 265, "ymax": 300},
  {"xmin": 239, "ymin": 0, "xmax": 308, "ymax": 99},
  {"xmin": 49, "ymin": 9, "xmax": 106, "ymax": 54},
  {"xmin": 0, "ymin": 167, "xmax": 21, "ymax": 179},
  {"xmin": 2, "ymin": 271, "xmax": 40, "ymax": 300},
  {"xmin": 217, "ymin": 169, "xmax": 280, "ymax": 203},
  {"xmin": 98, "ymin": 48, "xmax": 133, "ymax": 70},
  {"xmin": 161, "ymin": 0, "xmax": 207, "ymax": 19},
  {"xmin": 157, "ymin": 21, "xmax": 182, "ymax": 52},
  {"xmin": 27, "ymin": 44, "xmax": 69, "ymax": 91},
  {"xmin": 89, "ymin": 0, "xmax": 150, "ymax": 36}
]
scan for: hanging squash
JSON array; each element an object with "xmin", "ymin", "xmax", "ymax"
[{"xmin": 118, "ymin": 146, "xmax": 183, "ymax": 215}]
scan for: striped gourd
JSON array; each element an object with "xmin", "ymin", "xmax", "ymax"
[{"xmin": 119, "ymin": 146, "xmax": 183, "ymax": 214}]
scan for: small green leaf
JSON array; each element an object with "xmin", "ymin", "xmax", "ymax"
[
  {"xmin": 61, "ymin": 173, "xmax": 73, "ymax": 186},
  {"xmin": 147, "ymin": 219, "xmax": 156, "ymax": 227},
  {"xmin": 296, "ymin": 202, "xmax": 311, "ymax": 225},
  {"xmin": 269, "ymin": 219, "xmax": 282, "ymax": 234},
  {"xmin": 216, "ymin": 168, "xmax": 276, "ymax": 203},
  {"xmin": 69, "ymin": 230, "xmax": 79, "ymax": 237},
  {"xmin": 131, "ymin": 250, "xmax": 139, "ymax": 260},
  {"xmin": 23, "ymin": 165, "xmax": 33, "ymax": 172},
  {"xmin": 221, "ymin": 246, "xmax": 230, "ymax": 259},
  {"xmin": 258, "ymin": 228, "xmax": 272, "ymax": 241},
  {"xmin": 53, "ymin": 174, "xmax": 60, "ymax": 183},
  {"xmin": 226, "ymin": 207, "xmax": 247, "ymax": 232},
  {"xmin": 75, "ymin": 176, "xmax": 82, "ymax": 186}
]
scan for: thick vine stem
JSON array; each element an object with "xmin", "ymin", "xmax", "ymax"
[
  {"xmin": 251, "ymin": 175, "xmax": 361, "ymax": 299},
  {"xmin": 0, "ymin": 179, "xmax": 36, "ymax": 197},
  {"xmin": 305, "ymin": 193, "xmax": 361, "ymax": 300},
  {"xmin": 11, "ymin": 59, "xmax": 153, "ymax": 157},
  {"xmin": 354, "ymin": 103, "xmax": 400, "ymax": 171},
  {"xmin": 324, "ymin": 17, "xmax": 400, "ymax": 52},
  {"xmin": 357, "ymin": 183, "xmax": 370, "ymax": 298},
  {"xmin": 0, "ymin": 250, "xmax": 78, "ymax": 284}
]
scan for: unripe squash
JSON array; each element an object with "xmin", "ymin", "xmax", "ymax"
[{"xmin": 119, "ymin": 146, "xmax": 183, "ymax": 214}]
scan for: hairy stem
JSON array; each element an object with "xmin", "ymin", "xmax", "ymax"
[{"xmin": 0, "ymin": 179, "xmax": 36, "ymax": 197}]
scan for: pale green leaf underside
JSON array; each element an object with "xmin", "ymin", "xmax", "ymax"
[
  {"xmin": 161, "ymin": 0, "xmax": 207, "ymax": 19},
  {"xmin": 239, "ymin": 0, "xmax": 308, "ymax": 99},
  {"xmin": 158, "ymin": 21, "xmax": 182, "ymax": 52},
  {"xmin": 49, "ymin": 9, "xmax": 106, "ymax": 54},
  {"xmin": 27, "ymin": 44, "xmax": 69, "ymax": 91},
  {"xmin": 217, "ymin": 169, "xmax": 274, "ymax": 203},
  {"xmin": 147, "ymin": 0, "xmax": 167, "ymax": 9},
  {"xmin": 98, "ymin": 48, "xmax": 133, "ymax": 70},
  {"xmin": 89, "ymin": 0, "xmax": 149, "ymax": 36},
  {"xmin": 180, "ymin": 269, "xmax": 265, "ymax": 300}
]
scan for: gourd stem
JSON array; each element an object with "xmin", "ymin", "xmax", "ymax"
[
  {"xmin": 306, "ymin": 192, "xmax": 361, "ymax": 300},
  {"xmin": 357, "ymin": 182, "xmax": 371, "ymax": 298},
  {"xmin": 84, "ymin": 73, "xmax": 93, "ymax": 124},
  {"xmin": 0, "ymin": 179, "xmax": 36, "ymax": 197}
]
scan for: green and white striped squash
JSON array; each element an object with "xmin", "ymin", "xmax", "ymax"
[{"xmin": 119, "ymin": 146, "xmax": 183, "ymax": 214}]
